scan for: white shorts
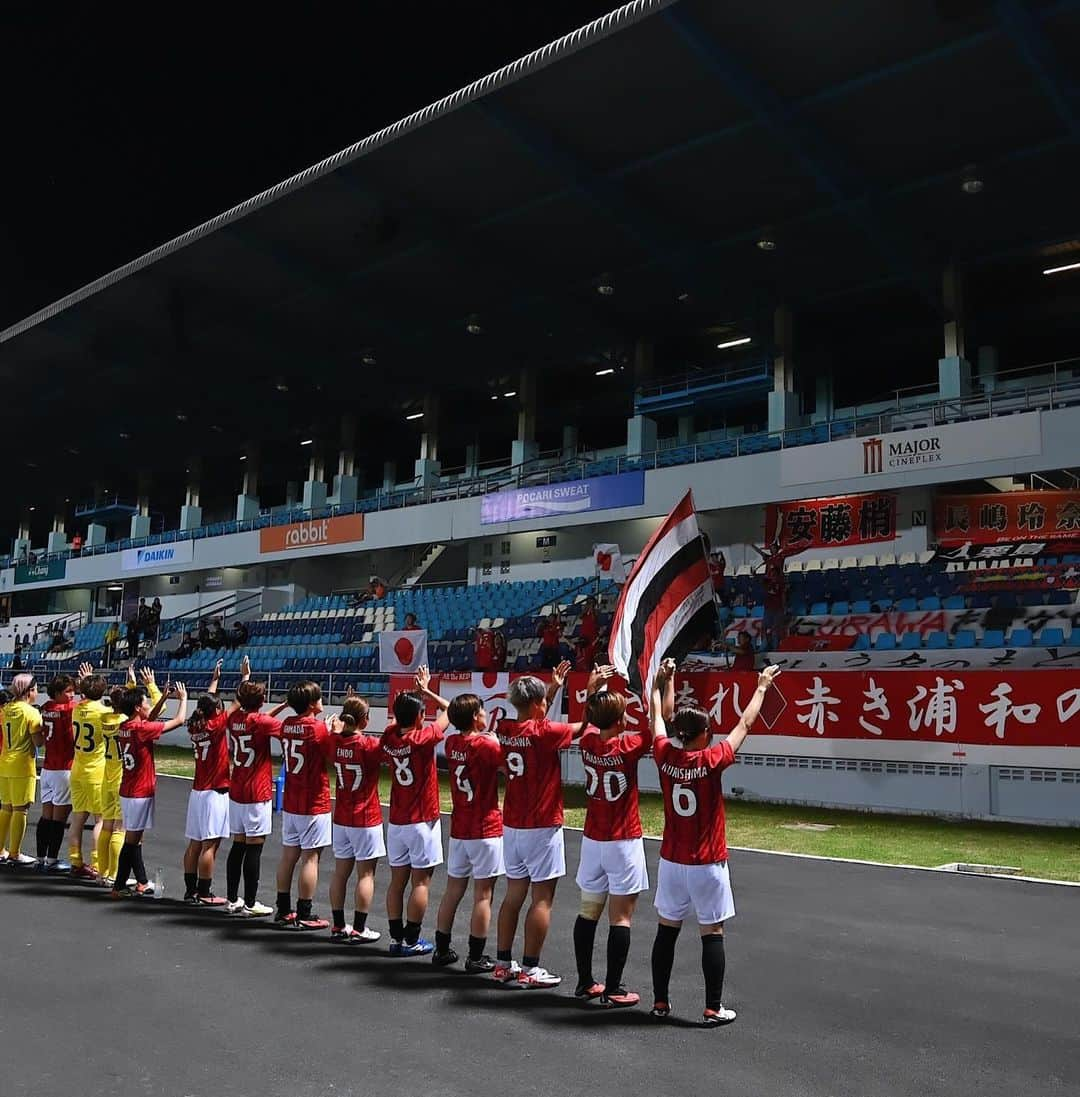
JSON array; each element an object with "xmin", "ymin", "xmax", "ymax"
[
  {"xmin": 185, "ymin": 789, "xmax": 230, "ymax": 841},
  {"xmin": 447, "ymin": 836, "xmax": 505, "ymax": 880},
  {"xmin": 576, "ymin": 836, "xmax": 649, "ymax": 896},
  {"xmin": 387, "ymin": 819, "xmax": 444, "ymax": 869},
  {"xmin": 228, "ymin": 798, "xmax": 273, "ymax": 839},
  {"xmin": 332, "ymin": 823, "xmax": 386, "ymax": 862},
  {"xmin": 40, "ymin": 769, "xmax": 72, "ymax": 807},
  {"xmin": 120, "ymin": 796, "xmax": 155, "ymax": 833},
  {"xmin": 654, "ymin": 856, "xmax": 736, "ymax": 925},
  {"xmin": 282, "ymin": 811, "xmax": 332, "ymax": 850},
  {"xmin": 503, "ymin": 825, "xmax": 565, "ymax": 882}
]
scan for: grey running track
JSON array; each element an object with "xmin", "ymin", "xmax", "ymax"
[{"xmin": 1, "ymin": 777, "xmax": 1077, "ymax": 1097}]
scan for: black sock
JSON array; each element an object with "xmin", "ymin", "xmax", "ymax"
[
  {"xmin": 113, "ymin": 845, "xmax": 135, "ymax": 891},
  {"xmin": 468, "ymin": 934, "xmax": 486, "ymax": 961},
  {"xmin": 332, "ymin": 908, "xmax": 346, "ymax": 929},
  {"xmin": 353, "ymin": 910, "xmax": 368, "ymax": 932},
  {"xmin": 297, "ymin": 898, "xmax": 313, "ymax": 921},
  {"xmin": 604, "ymin": 925, "xmax": 632, "ymax": 991},
  {"xmin": 701, "ymin": 934, "xmax": 726, "ymax": 1011},
  {"xmin": 48, "ymin": 819, "xmax": 66, "ymax": 860},
  {"xmin": 389, "ymin": 917, "xmax": 404, "ymax": 942},
  {"xmin": 276, "ymin": 891, "xmax": 292, "ymax": 917},
  {"xmin": 196, "ymin": 878, "xmax": 212, "ymax": 898},
  {"xmin": 184, "ymin": 872, "xmax": 197, "ymax": 897},
  {"xmin": 404, "ymin": 920, "xmax": 421, "ymax": 945},
  {"xmin": 573, "ymin": 916, "xmax": 599, "ymax": 986},
  {"xmin": 496, "ymin": 948, "xmax": 512, "ymax": 964},
  {"xmin": 36, "ymin": 817, "xmax": 49, "ymax": 859},
  {"xmin": 131, "ymin": 846, "xmax": 148, "ymax": 886},
  {"xmin": 242, "ymin": 844, "xmax": 263, "ymax": 907},
  {"xmin": 226, "ymin": 843, "xmax": 245, "ymax": 903},
  {"xmin": 435, "ymin": 930, "xmax": 451, "ymax": 954},
  {"xmin": 651, "ymin": 924, "xmax": 681, "ymax": 1005},
  {"xmin": 522, "ymin": 953, "xmax": 540, "ymax": 969}
]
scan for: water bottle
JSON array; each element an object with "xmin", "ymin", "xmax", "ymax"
[{"xmin": 153, "ymin": 867, "xmax": 166, "ymax": 900}]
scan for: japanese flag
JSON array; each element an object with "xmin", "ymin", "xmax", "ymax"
[
  {"xmin": 379, "ymin": 629, "xmax": 428, "ymax": 674},
  {"xmin": 594, "ymin": 543, "xmax": 626, "ymax": 583}
]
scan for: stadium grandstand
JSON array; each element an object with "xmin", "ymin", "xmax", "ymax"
[{"xmin": 2, "ymin": 3, "xmax": 1079, "ymax": 1093}]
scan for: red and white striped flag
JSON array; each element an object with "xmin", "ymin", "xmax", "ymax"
[{"xmin": 608, "ymin": 491, "xmax": 716, "ymax": 695}]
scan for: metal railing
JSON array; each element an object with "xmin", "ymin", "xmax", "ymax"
[{"xmin": 11, "ymin": 368, "xmax": 1080, "ymax": 571}]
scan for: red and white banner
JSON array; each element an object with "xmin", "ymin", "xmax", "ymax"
[
  {"xmin": 594, "ymin": 542, "xmax": 626, "ymax": 584},
  {"xmin": 767, "ymin": 491, "xmax": 897, "ymax": 550},
  {"xmin": 958, "ymin": 562, "xmax": 1080, "ymax": 593},
  {"xmin": 684, "ymin": 648, "xmax": 1080, "ymax": 672},
  {"xmin": 935, "ymin": 491, "xmax": 1080, "ymax": 545},
  {"xmin": 389, "ymin": 671, "xmax": 562, "ymax": 734},
  {"xmin": 378, "ymin": 630, "xmax": 428, "ymax": 674},
  {"xmin": 567, "ymin": 670, "xmax": 1080, "ymax": 748}
]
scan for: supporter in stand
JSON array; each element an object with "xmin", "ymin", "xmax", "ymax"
[
  {"xmin": 578, "ymin": 597, "xmax": 599, "ymax": 645},
  {"xmin": 403, "ymin": 613, "xmax": 420, "ymax": 631},
  {"xmin": 726, "ymin": 632, "xmax": 757, "ymax": 673},
  {"xmin": 492, "ymin": 629, "xmax": 507, "ymax": 671},
  {"xmin": 538, "ymin": 614, "xmax": 563, "ymax": 670}
]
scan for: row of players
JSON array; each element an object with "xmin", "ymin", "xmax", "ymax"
[{"xmin": 0, "ymin": 655, "xmax": 781, "ymax": 1024}]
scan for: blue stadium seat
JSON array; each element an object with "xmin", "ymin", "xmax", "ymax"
[
  {"xmin": 925, "ymin": 631, "xmax": 950, "ymax": 649},
  {"xmin": 899, "ymin": 632, "xmax": 922, "ymax": 649},
  {"xmin": 1007, "ymin": 628, "xmax": 1033, "ymax": 647},
  {"xmin": 873, "ymin": 632, "xmax": 897, "ymax": 650},
  {"xmin": 1038, "ymin": 627, "xmax": 1066, "ymax": 646},
  {"xmin": 952, "ymin": 630, "xmax": 976, "ymax": 648},
  {"xmin": 980, "ymin": 629, "xmax": 1005, "ymax": 647}
]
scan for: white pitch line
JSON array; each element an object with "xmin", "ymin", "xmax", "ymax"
[{"xmin": 156, "ymin": 774, "xmax": 1080, "ymax": 889}]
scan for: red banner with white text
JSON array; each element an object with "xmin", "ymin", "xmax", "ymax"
[
  {"xmin": 767, "ymin": 492, "xmax": 897, "ymax": 550},
  {"xmin": 389, "ymin": 670, "xmax": 560, "ymax": 734},
  {"xmin": 567, "ymin": 670, "xmax": 1080, "ymax": 748},
  {"xmin": 935, "ymin": 491, "xmax": 1080, "ymax": 545}
]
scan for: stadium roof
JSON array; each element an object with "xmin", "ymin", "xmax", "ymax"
[{"xmin": 4, "ymin": 0, "xmax": 1080, "ymax": 524}]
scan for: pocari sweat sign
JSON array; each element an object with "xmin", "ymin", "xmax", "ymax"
[
  {"xmin": 121, "ymin": 541, "xmax": 195, "ymax": 572},
  {"xmin": 481, "ymin": 471, "xmax": 645, "ymax": 525}
]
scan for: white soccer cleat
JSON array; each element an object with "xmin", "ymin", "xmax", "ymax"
[
  {"xmin": 242, "ymin": 901, "xmax": 274, "ymax": 918},
  {"xmin": 702, "ymin": 1006, "xmax": 737, "ymax": 1026},
  {"xmin": 518, "ymin": 966, "xmax": 562, "ymax": 989}
]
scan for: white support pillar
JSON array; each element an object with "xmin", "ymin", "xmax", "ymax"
[
  {"xmin": 414, "ymin": 393, "xmax": 441, "ymax": 489},
  {"xmin": 767, "ymin": 305, "xmax": 800, "ymax": 432},
  {"xmin": 330, "ymin": 415, "xmax": 359, "ymax": 507},
  {"xmin": 938, "ymin": 265, "xmax": 971, "ymax": 398},
  {"xmin": 303, "ymin": 450, "xmax": 328, "ymax": 509},
  {"xmin": 180, "ymin": 458, "xmax": 203, "ymax": 531},
  {"xmin": 237, "ymin": 443, "xmax": 261, "ymax": 521},
  {"xmin": 511, "ymin": 369, "xmax": 538, "ymax": 467}
]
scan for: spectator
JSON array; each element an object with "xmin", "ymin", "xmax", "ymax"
[
  {"xmin": 372, "ymin": 576, "xmax": 387, "ymax": 599},
  {"xmin": 13, "ymin": 634, "xmax": 22, "ymax": 655},
  {"xmin": 197, "ymin": 618, "xmax": 210, "ymax": 649},
  {"xmin": 22, "ymin": 633, "xmax": 30, "ymax": 648},
  {"xmin": 537, "ymin": 613, "xmax": 562, "ymax": 670},
  {"xmin": 729, "ymin": 631, "xmax": 757, "ymax": 673},
  {"xmin": 126, "ymin": 613, "xmax": 140, "ymax": 660},
  {"xmin": 209, "ymin": 617, "xmax": 226, "ymax": 648},
  {"xmin": 104, "ymin": 620, "xmax": 120, "ymax": 665},
  {"xmin": 149, "ymin": 597, "xmax": 162, "ymax": 634},
  {"xmin": 578, "ymin": 597, "xmax": 599, "ymax": 644},
  {"xmin": 176, "ymin": 631, "xmax": 194, "ymax": 659},
  {"xmin": 228, "ymin": 620, "xmax": 249, "ymax": 649},
  {"xmin": 573, "ymin": 634, "xmax": 597, "ymax": 673},
  {"xmin": 474, "ymin": 627, "xmax": 495, "ymax": 672},
  {"xmin": 492, "ymin": 629, "xmax": 507, "ymax": 671},
  {"xmin": 71, "ymin": 532, "xmax": 83, "ymax": 555},
  {"xmin": 137, "ymin": 597, "xmax": 150, "ymax": 630},
  {"xmin": 12, "ymin": 649, "xmax": 22, "ymax": 672},
  {"xmin": 753, "ymin": 538, "xmax": 799, "ymax": 650},
  {"xmin": 402, "ymin": 613, "xmax": 420, "ymax": 631}
]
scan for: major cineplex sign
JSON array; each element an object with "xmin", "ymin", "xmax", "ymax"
[{"xmin": 780, "ymin": 412, "xmax": 1042, "ymax": 486}]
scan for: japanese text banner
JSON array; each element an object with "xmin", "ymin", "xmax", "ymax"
[
  {"xmin": 935, "ymin": 491, "xmax": 1080, "ymax": 545},
  {"xmin": 767, "ymin": 492, "xmax": 897, "ymax": 550},
  {"xmin": 567, "ymin": 670, "xmax": 1080, "ymax": 748}
]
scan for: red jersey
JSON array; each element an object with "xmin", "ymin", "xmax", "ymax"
[
  {"xmin": 331, "ymin": 732, "xmax": 384, "ymax": 828},
  {"xmin": 578, "ymin": 729, "xmax": 650, "ymax": 841},
  {"xmin": 654, "ymin": 736, "xmax": 735, "ymax": 865},
  {"xmin": 445, "ymin": 732, "xmax": 503, "ymax": 839},
  {"xmin": 382, "ymin": 722, "xmax": 444, "ymax": 825},
  {"xmin": 732, "ymin": 652, "xmax": 755, "ymax": 672},
  {"xmin": 498, "ymin": 717, "xmax": 573, "ymax": 829},
  {"xmin": 280, "ymin": 715, "xmax": 331, "ymax": 816},
  {"xmin": 190, "ymin": 710, "xmax": 230, "ymax": 791},
  {"xmin": 227, "ymin": 711, "xmax": 282, "ymax": 804},
  {"xmin": 578, "ymin": 611, "xmax": 598, "ymax": 643},
  {"xmin": 116, "ymin": 719, "xmax": 166, "ymax": 799},
  {"xmin": 41, "ymin": 699, "xmax": 76, "ymax": 771}
]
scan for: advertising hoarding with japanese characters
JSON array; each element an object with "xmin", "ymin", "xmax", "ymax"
[
  {"xmin": 934, "ymin": 491, "xmax": 1080, "ymax": 545},
  {"xmin": 767, "ymin": 492, "xmax": 897, "ymax": 550},
  {"xmin": 568, "ymin": 670, "xmax": 1080, "ymax": 748}
]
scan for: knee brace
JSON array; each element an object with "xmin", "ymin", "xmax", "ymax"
[{"xmin": 579, "ymin": 891, "xmax": 607, "ymax": 921}]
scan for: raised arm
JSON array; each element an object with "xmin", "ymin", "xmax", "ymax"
[
  {"xmin": 224, "ymin": 655, "xmax": 250, "ymax": 716},
  {"xmin": 206, "ymin": 659, "xmax": 223, "ymax": 696},
  {"xmin": 414, "ymin": 665, "xmax": 449, "ymax": 711},
  {"xmin": 570, "ymin": 663, "xmax": 617, "ymax": 740},
  {"xmin": 142, "ymin": 668, "xmax": 167, "ymax": 721},
  {"xmin": 724, "ymin": 665, "xmax": 781, "ymax": 755},
  {"xmin": 661, "ymin": 665, "xmax": 676, "ymax": 722},
  {"xmin": 160, "ymin": 682, "xmax": 190, "ymax": 733},
  {"xmin": 545, "ymin": 660, "xmax": 572, "ymax": 706},
  {"xmin": 648, "ymin": 658, "xmax": 675, "ymax": 746}
]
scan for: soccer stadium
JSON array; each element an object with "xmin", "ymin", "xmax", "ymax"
[{"xmin": 1, "ymin": 3, "xmax": 1078, "ymax": 1095}]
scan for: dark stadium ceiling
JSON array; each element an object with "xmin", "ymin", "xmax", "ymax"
[{"xmin": 4, "ymin": 0, "xmax": 1080, "ymax": 533}]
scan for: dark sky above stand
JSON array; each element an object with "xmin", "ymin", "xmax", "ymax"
[{"xmin": 0, "ymin": 2, "xmax": 619, "ymax": 329}]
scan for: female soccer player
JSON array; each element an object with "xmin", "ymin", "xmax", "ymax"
[
  {"xmin": 182, "ymin": 658, "xmax": 248, "ymax": 905},
  {"xmin": 326, "ymin": 694, "xmax": 383, "ymax": 943},
  {"xmin": 68, "ymin": 672, "xmax": 113, "ymax": 877},
  {"xmin": 36, "ymin": 664, "xmax": 91, "ymax": 870},
  {"xmin": 431, "ymin": 690, "xmax": 505, "ymax": 972},
  {"xmin": 274, "ymin": 681, "xmax": 333, "ymax": 930},
  {"xmin": 649, "ymin": 658, "xmax": 780, "ymax": 1026},
  {"xmin": 493, "ymin": 660, "xmax": 613, "ymax": 989},
  {"xmin": 571, "ymin": 670, "xmax": 664, "ymax": 1008},
  {"xmin": 0, "ymin": 674, "xmax": 45, "ymax": 865},
  {"xmin": 224, "ymin": 679, "xmax": 285, "ymax": 917},
  {"xmin": 111, "ymin": 681, "xmax": 190, "ymax": 899},
  {"xmin": 382, "ymin": 667, "xmax": 450, "ymax": 956}
]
